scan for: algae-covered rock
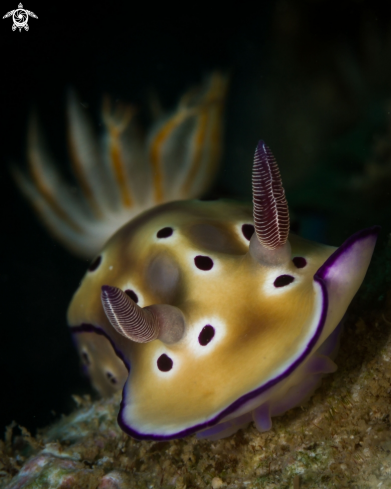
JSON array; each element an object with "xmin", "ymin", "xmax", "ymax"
[{"xmin": 1, "ymin": 290, "xmax": 391, "ymax": 488}]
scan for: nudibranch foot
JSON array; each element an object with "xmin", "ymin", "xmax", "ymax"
[
  {"xmin": 68, "ymin": 140, "xmax": 379, "ymax": 441},
  {"xmin": 13, "ymin": 73, "xmax": 228, "ymax": 258},
  {"xmin": 196, "ymin": 412, "xmax": 253, "ymax": 441}
]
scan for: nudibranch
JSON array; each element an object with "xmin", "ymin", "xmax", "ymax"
[
  {"xmin": 67, "ymin": 141, "xmax": 379, "ymax": 441},
  {"xmin": 13, "ymin": 73, "xmax": 228, "ymax": 258}
]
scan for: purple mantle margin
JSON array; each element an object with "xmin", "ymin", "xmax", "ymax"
[
  {"xmin": 71, "ymin": 324, "xmax": 130, "ymax": 372},
  {"xmin": 71, "ymin": 226, "xmax": 380, "ymax": 441}
]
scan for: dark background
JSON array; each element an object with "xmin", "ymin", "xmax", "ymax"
[{"xmin": 1, "ymin": 1, "xmax": 391, "ymax": 436}]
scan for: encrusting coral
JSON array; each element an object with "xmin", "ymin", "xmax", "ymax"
[{"xmin": 2, "ymin": 270, "xmax": 391, "ymax": 488}]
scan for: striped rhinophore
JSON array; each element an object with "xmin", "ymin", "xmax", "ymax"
[
  {"xmin": 252, "ymin": 141, "xmax": 290, "ymax": 250},
  {"xmin": 13, "ymin": 73, "xmax": 228, "ymax": 258},
  {"xmin": 101, "ymin": 286, "xmax": 160, "ymax": 343}
]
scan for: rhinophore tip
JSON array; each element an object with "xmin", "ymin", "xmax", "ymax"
[{"xmin": 252, "ymin": 141, "xmax": 290, "ymax": 250}]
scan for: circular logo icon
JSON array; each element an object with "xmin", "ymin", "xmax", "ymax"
[{"xmin": 12, "ymin": 8, "xmax": 28, "ymax": 30}]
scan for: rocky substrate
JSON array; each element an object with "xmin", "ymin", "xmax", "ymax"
[{"xmin": 1, "ymin": 293, "xmax": 391, "ymax": 489}]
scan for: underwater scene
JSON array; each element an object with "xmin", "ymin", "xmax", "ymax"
[{"xmin": 1, "ymin": 1, "xmax": 391, "ymax": 487}]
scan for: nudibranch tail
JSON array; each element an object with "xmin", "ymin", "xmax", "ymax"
[
  {"xmin": 252, "ymin": 141, "xmax": 290, "ymax": 250},
  {"xmin": 101, "ymin": 286, "xmax": 160, "ymax": 343},
  {"xmin": 13, "ymin": 73, "xmax": 228, "ymax": 259}
]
